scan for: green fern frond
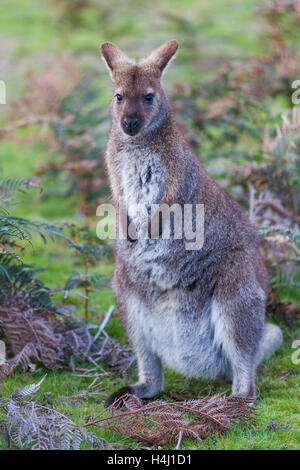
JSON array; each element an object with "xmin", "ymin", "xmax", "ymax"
[{"xmin": 0, "ymin": 178, "xmax": 29, "ymax": 201}]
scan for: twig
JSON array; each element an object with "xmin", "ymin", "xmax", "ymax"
[
  {"xmin": 93, "ymin": 306, "xmax": 115, "ymax": 342},
  {"xmin": 174, "ymin": 431, "xmax": 183, "ymax": 450}
]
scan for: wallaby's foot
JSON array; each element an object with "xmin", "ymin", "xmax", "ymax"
[
  {"xmin": 229, "ymin": 355, "xmax": 258, "ymax": 402},
  {"xmin": 230, "ymin": 393, "xmax": 257, "ymax": 408},
  {"xmin": 230, "ymin": 367, "xmax": 257, "ymax": 403},
  {"xmin": 105, "ymin": 386, "xmax": 133, "ymax": 408},
  {"xmin": 105, "ymin": 382, "xmax": 164, "ymax": 407},
  {"xmin": 231, "ymin": 374, "xmax": 257, "ymax": 401}
]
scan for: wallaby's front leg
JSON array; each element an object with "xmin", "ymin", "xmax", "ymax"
[
  {"xmin": 105, "ymin": 349, "xmax": 164, "ymax": 407},
  {"xmin": 132, "ymin": 349, "xmax": 164, "ymax": 397}
]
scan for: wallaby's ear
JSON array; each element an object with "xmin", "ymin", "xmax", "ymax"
[
  {"xmin": 100, "ymin": 42, "xmax": 134, "ymax": 78},
  {"xmin": 141, "ymin": 39, "xmax": 178, "ymax": 77}
]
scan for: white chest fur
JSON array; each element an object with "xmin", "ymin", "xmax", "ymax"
[
  {"xmin": 116, "ymin": 148, "xmax": 166, "ymax": 208},
  {"xmin": 116, "ymin": 147, "xmax": 170, "ymax": 288}
]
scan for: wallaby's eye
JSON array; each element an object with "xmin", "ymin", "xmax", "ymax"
[
  {"xmin": 144, "ymin": 93, "xmax": 154, "ymax": 103},
  {"xmin": 116, "ymin": 94, "xmax": 123, "ymax": 102}
]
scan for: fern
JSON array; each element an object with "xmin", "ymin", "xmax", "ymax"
[
  {"xmin": 0, "ymin": 377, "xmax": 112, "ymax": 450},
  {"xmin": 0, "ymin": 177, "xmax": 109, "ymax": 314},
  {"xmin": 0, "ymin": 177, "xmax": 30, "ymax": 201},
  {"xmin": 0, "ymin": 177, "xmax": 77, "ymax": 309},
  {"xmin": 13, "ymin": 375, "xmax": 47, "ymax": 400}
]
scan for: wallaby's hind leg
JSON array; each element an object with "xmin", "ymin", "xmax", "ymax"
[
  {"xmin": 256, "ymin": 323, "xmax": 283, "ymax": 365},
  {"xmin": 215, "ymin": 322, "xmax": 283, "ymax": 399},
  {"xmin": 211, "ymin": 286, "xmax": 266, "ymax": 399},
  {"xmin": 231, "ymin": 323, "xmax": 283, "ymax": 401}
]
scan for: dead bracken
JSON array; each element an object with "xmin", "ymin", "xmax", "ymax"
[
  {"xmin": 84, "ymin": 392, "xmax": 256, "ymax": 446},
  {"xmin": 0, "ymin": 298, "xmax": 135, "ymax": 381}
]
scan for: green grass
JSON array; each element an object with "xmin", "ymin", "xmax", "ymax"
[
  {"xmin": 0, "ymin": 0, "xmax": 299, "ymax": 451},
  {"xmin": 1, "ymin": 336, "xmax": 299, "ymax": 450}
]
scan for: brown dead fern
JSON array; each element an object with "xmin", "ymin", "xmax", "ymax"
[
  {"xmin": 0, "ymin": 297, "xmax": 135, "ymax": 380},
  {"xmin": 85, "ymin": 393, "xmax": 256, "ymax": 446}
]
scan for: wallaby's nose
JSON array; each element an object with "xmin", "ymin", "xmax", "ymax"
[{"xmin": 122, "ymin": 115, "xmax": 141, "ymax": 136}]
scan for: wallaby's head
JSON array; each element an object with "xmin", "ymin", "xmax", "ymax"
[{"xmin": 100, "ymin": 40, "xmax": 178, "ymax": 137}]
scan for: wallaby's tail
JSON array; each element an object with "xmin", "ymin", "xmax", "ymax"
[{"xmin": 256, "ymin": 323, "xmax": 283, "ymax": 365}]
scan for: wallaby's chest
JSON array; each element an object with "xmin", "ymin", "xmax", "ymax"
[
  {"xmin": 116, "ymin": 149, "xmax": 165, "ymax": 207},
  {"xmin": 115, "ymin": 148, "xmax": 173, "ymax": 286}
]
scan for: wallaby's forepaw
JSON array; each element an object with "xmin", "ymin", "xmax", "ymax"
[{"xmin": 105, "ymin": 386, "xmax": 133, "ymax": 408}]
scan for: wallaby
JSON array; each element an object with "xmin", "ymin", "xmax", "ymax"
[{"xmin": 100, "ymin": 39, "xmax": 283, "ymax": 406}]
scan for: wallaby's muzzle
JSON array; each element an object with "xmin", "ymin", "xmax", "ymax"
[{"xmin": 121, "ymin": 115, "xmax": 142, "ymax": 136}]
